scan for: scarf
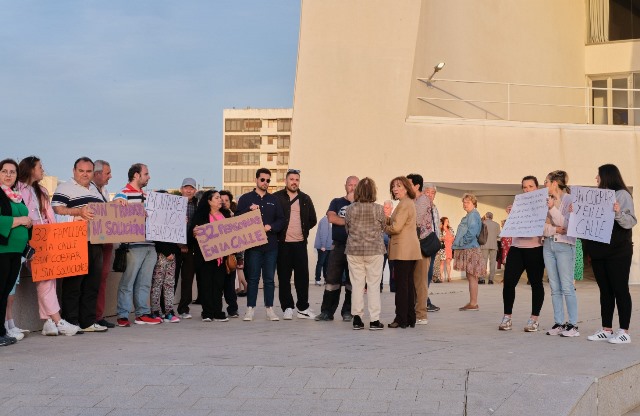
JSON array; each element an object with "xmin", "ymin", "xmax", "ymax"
[{"xmin": 1, "ymin": 184, "xmax": 23, "ymax": 203}]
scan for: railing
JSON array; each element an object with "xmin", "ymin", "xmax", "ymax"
[{"xmin": 416, "ymin": 78, "xmax": 640, "ymax": 125}]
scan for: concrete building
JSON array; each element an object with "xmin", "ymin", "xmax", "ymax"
[
  {"xmin": 291, "ymin": 0, "xmax": 640, "ymax": 282},
  {"xmin": 222, "ymin": 108, "xmax": 293, "ymax": 198}
]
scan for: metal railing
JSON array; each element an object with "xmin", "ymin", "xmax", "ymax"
[{"xmin": 416, "ymin": 78, "xmax": 640, "ymax": 125}]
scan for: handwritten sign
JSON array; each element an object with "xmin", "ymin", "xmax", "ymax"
[
  {"xmin": 500, "ymin": 188, "xmax": 548, "ymax": 238},
  {"xmin": 567, "ymin": 186, "xmax": 615, "ymax": 243},
  {"xmin": 87, "ymin": 202, "xmax": 146, "ymax": 244},
  {"xmin": 145, "ymin": 192, "xmax": 187, "ymax": 244},
  {"xmin": 29, "ymin": 222, "xmax": 89, "ymax": 281},
  {"xmin": 194, "ymin": 210, "xmax": 267, "ymax": 261}
]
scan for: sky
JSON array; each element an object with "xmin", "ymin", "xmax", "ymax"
[{"xmin": 0, "ymin": 1, "xmax": 300, "ymax": 190}]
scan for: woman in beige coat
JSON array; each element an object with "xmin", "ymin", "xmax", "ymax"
[{"xmin": 384, "ymin": 177, "xmax": 422, "ymax": 328}]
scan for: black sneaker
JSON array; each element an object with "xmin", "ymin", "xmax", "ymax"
[
  {"xmin": 478, "ymin": 279, "xmax": 486, "ymax": 284},
  {"xmin": 314, "ymin": 312, "xmax": 334, "ymax": 321},
  {"xmin": 352, "ymin": 315, "xmax": 364, "ymax": 330},
  {"xmin": 488, "ymin": 280, "xmax": 494, "ymax": 285},
  {"xmin": 97, "ymin": 319, "xmax": 115, "ymax": 329},
  {"xmin": 369, "ymin": 320, "xmax": 384, "ymax": 330},
  {"xmin": 427, "ymin": 304, "xmax": 440, "ymax": 312},
  {"xmin": 342, "ymin": 312, "xmax": 353, "ymax": 322}
]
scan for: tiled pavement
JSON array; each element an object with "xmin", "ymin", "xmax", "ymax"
[{"xmin": 1, "ymin": 277, "xmax": 639, "ymax": 416}]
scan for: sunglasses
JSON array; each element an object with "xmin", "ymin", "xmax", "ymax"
[
  {"xmin": 259, "ymin": 178, "xmax": 271, "ymax": 183},
  {"xmin": 287, "ymin": 169, "xmax": 300, "ymax": 174}
]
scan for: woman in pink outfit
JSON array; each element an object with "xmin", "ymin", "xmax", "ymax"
[
  {"xmin": 439, "ymin": 217, "xmax": 455, "ymax": 282},
  {"xmin": 17, "ymin": 156, "xmax": 79, "ymax": 336}
]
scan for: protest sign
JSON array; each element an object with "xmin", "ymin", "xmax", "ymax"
[
  {"xmin": 145, "ymin": 191, "xmax": 187, "ymax": 244},
  {"xmin": 29, "ymin": 222, "xmax": 89, "ymax": 282},
  {"xmin": 500, "ymin": 188, "xmax": 548, "ymax": 238},
  {"xmin": 88, "ymin": 202, "xmax": 146, "ymax": 244},
  {"xmin": 567, "ymin": 186, "xmax": 615, "ymax": 243},
  {"xmin": 194, "ymin": 210, "xmax": 267, "ymax": 261}
]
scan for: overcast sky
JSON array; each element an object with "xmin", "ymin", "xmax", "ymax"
[{"xmin": 0, "ymin": 1, "xmax": 300, "ymax": 190}]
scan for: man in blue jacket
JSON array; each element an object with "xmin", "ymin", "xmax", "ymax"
[{"xmin": 236, "ymin": 168, "xmax": 285, "ymax": 322}]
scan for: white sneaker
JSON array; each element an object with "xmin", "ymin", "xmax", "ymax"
[
  {"xmin": 243, "ymin": 307, "xmax": 254, "ymax": 321},
  {"xmin": 608, "ymin": 329, "xmax": 631, "ymax": 344},
  {"xmin": 179, "ymin": 313, "xmax": 192, "ymax": 319},
  {"xmin": 14, "ymin": 326, "xmax": 30, "ymax": 334},
  {"xmin": 283, "ymin": 308, "xmax": 294, "ymax": 320},
  {"xmin": 6, "ymin": 327, "xmax": 24, "ymax": 341},
  {"xmin": 56, "ymin": 319, "xmax": 79, "ymax": 336},
  {"xmin": 42, "ymin": 319, "xmax": 59, "ymax": 336},
  {"xmin": 314, "ymin": 281, "xmax": 322, "ymax": 286},
  {"xmin": 266, "ymin": 307, "xmax": 280, "ymax": 321},
  {"xmin": 416, "ymin": 319, "xmax": 429, "ymax": 325},
  {"xmin": 82, "ymin": 323, "xmax": 108, "ymax": 333},
  {"xmin": 587, "ymin": 328, "xmax": 614, "ymax": 341},
  {"xmin": 560, "ymin": 324, "xmax": 580, "ymax": 337},
  {"xmin": 296, "ymin": 308, "xmax": 317, "ymax": 320}
]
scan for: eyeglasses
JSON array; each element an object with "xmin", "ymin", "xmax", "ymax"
[
  {"xmin": 0, "ymin": 170, "xmax": 17, "ymax": 176},
  {"xmin": 287, "ymin": 169, "xmax": 300, "ymax": 174},
  {"xmin": 259, "ymin": 178, "xmax": 271, "ymax": 183}
]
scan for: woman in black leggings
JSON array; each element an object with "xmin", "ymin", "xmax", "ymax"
[{"xmin": 499, "ymin": 176, "xmax": 545, "ymax": 332}]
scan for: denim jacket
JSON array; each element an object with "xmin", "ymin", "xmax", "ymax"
[{"xmin": 452, "ymin": 208, "xmax": 482, "ymax": 249}]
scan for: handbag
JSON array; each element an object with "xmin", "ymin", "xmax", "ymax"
[
  {"xmin": 113, "ymin": 244, "xmax": 129, "ymax": 272},
  {"xmin": 417, "ymin": 205, "xmax": 441, "ymax": 258},
  {"xmin": 225, "ymin": 254, "xmax": 237, "ymax": 274}
]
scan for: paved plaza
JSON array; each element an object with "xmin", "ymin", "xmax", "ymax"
[{"xmin": 1, "ymin": 274, "xmax": 639, "ymax": 416}]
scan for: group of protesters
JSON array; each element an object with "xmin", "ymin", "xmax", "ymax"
[{"xmin": 0, "ymin": 157, "xmax": 635, "ymax": 346}]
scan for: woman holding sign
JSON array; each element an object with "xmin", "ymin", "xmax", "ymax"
[
  {"xmin": 542, "ymin": 170, "xmax": 578, "ymax": 337},
  {"xmin": 189, "ymin": 190, "xmax": 231, "ymax": 322},
  {"xmin": 17, "ymin": 156, "xmax": 79, "ymax": 336},
  {"xmin": 584, "ymin": 164, "xmax": 636, "ymax": 344},
  {"xmin": 0, "ymin": 159, "xmax": 32, "ymax": 347}
]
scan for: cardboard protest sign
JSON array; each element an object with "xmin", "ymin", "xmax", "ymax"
[
  {"xmin": 567, "ymin": 186, "xmax": 615, "ymax": 243},
  {"xmin": 145, "ymin": 191, "xmax": 187, "ymax": 244},
  {"xmin": 87, "ymin": 202, "xmax": 146, "ymax": 244},
  {"xmin": 500, "ymin": 188, "xmax": 548, "ymax": 238},
  {"xmin": 194, "ymin": 210, "xmax": 267, "ymax": 261},
  {"xmin": 29, "ymin": 222, "xmax": 89, "ymax": 282}
]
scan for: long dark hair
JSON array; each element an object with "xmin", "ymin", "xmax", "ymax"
[
  {"xmin": 598, "ymin": 164, "xmax": 632, "ymax": 195},
  {"xmin": 18, "ymin": 156, "xmax": 48, "ymax": 216},
  {"xmin": 191, "ymin": 190, "xmax": 231, "ymax": 229}
]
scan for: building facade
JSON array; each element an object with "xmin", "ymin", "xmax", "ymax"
[
  {"xmin": 222, "ymin": 108, "xmax": 292, "ymax": 198},
  {"xmin": 291, "ymin": 0, "xmax": 640, "ymax": 282}
]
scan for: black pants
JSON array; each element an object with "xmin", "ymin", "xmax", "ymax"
[
  {"xmin": 176, "ymin": 248, "xmax": 196, "ymax": 314},
  {"xmin": 393, "ymin": 260, "xmax": 416, "ymax": 326},
  {"xmin": 592, "ymin": 254, "xmax": 633, "ymax": 329},
  {"xmin": 196, "ymin": 258, "xmax": 226, "ymax": 320},
  {"xmin": 502, "ymin": 246, "xmax": 545, "ymax": 316},
  {"xmin": 61, "ymin": 243, "xmax": 103, "ymax": 328},
  {"xmin": 277, "ymin": 241, "xmax": 310, "ymax": 312},
  {"xmin": 0, "ymin": 253, "xmax": 21, "ymax": 337},
  {"xmin": 319, "ymin": 242, "xmax": 351, "ymax": 317},
  {"xmin": 223, "ymin": 270, "xmax": 238, "ymax": 315}
]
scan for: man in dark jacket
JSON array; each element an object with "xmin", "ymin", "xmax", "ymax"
[{"xmin": 274, "ymin": 169, "xmax": 317, "ymax": 320}]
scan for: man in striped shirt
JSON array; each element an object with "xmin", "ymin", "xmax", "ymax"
[{"xmin": 113, "ymin": 163, "xmax": 162, "ymax": 326}]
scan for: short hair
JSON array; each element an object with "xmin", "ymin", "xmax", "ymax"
[
  {"xmin": 255, "ymin": 167, "xmax": 271, "ymax": 178},
  {"xmin": 424, "ymin": 182, "xmax": 437, "ymax": 191},
  {"xmin": 389, "ymin": 176, "xmax": 416, "ymax": 200},
  {"xmin": 219, "ymin": 190, "xmax": 234, "ymax": 201},
  {"xmin": 94, "ymin": 160, "xmax": 110, "ymax": 173},
  {"xmin": 406, "ymin": 174, "xmax": 424, "ymax": 192},
  {"xmin": 462, "ymin": 193, "xmax": 478, "ymax": 207},
  {"xmin": 521, "ymin": 175, "xmax": 538, "ymax": 187},
  {"xmin": 485, "ymin": 212, "xmax": 493, "ymax": 219},
  {"xmin": 74, "ymin": 157, "xmax": 94, "ymax": 169},
  {"xmin": 128, "ymin": 163, "xmax": 146, "ymax": 182},
  {"xmin": 354, "ymin": 177, "xmax": 377, "ymax": 203}
]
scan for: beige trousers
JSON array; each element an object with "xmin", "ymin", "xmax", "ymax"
[
  {"xmin": 414, "ymin": 255, "xmax": 430, "ymax": 320},
  {"xmin": 347, "ymin": 254, "xmax": 384, "ymax": 321}
]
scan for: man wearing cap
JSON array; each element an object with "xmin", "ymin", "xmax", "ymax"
[
  {"xmin": 176, "ymin": 178, "xmax": 199, "ymax": 319},
  {"xmin": 480, "ymin": 212, "xmax": 501, "ymax": 284},
  {"xmin": 274, "ymin": 169, "xmax": 318, "ymax": 320}
]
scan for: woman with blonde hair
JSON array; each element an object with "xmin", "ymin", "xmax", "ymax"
[
  {"xmin": 383, "ymin": 177, "xmax": 421, "ymax": 328},
  {"xmin": 345, "ymin": 177, "xmax": 385, "ymax": 330},
  {"xmin": 452, "ymin": 193, "xmax": 485, "ymax": 311}
]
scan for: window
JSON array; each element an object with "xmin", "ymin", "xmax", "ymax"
[
  {"xmin": 609, "ymin": 0, "xmax": 640, "ymax": 41},
  {"xmin": 224, "ymin": 119, "xmax": 262, "ymax": 132},
  {"xmin": 276, "ymin": 170, "xmax": 285, "ymax": 182},
  {"xmin": 277, "ymin": 135, "xmax": 290, "ymax": 149},
  {"xmin": 224, "ymin": 169, "xmax": 255, "ymax": 183},
  {"xmin": 267, "ymin": 119, "xmax": 277, "ymax": 128},
  {"xmin": 277, "ymin": 118, "xmax": 292, "ymax": 132},
  {"xmin": 277, "ymin": 152, "xmax": 289, "ymax": 165},
  {"xmin": 224, "ymin": 136, "xmax": 261, "ymax": 149},
  {"xmin": 224, "ymin": 152, "xmax": 260, "ymax": 166},
  {"xmin": 590, "ymin": 74, "xmax": 637, "ymax": 125},
  {"xmin": 267, "ymin": 153, "xmax": 277, "ymax": 162}
]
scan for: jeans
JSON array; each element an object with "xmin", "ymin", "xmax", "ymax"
[
  {"xmin": 117, "ymin": 245, "xmax": 157, "ymax": 318},
  {"xmin": 245, "ymin": 248, "xmax": 278, "ymax": 308},
  {"xmin": 315, "ymin": 249, "xmax": 330, "ymax": 281},
  {"xmin": 543, "ymin": 239, "xmax": 577, "ymax": 325}
]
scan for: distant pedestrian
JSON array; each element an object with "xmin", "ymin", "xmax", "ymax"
[{"xmin": 314, "ymin": 216, "xmax": 332, "ymax": 286}]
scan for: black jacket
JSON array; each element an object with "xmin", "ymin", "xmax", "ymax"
[{"xmin": 273, "ymin": 189, "xmax": 317, "ymax": 243}]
